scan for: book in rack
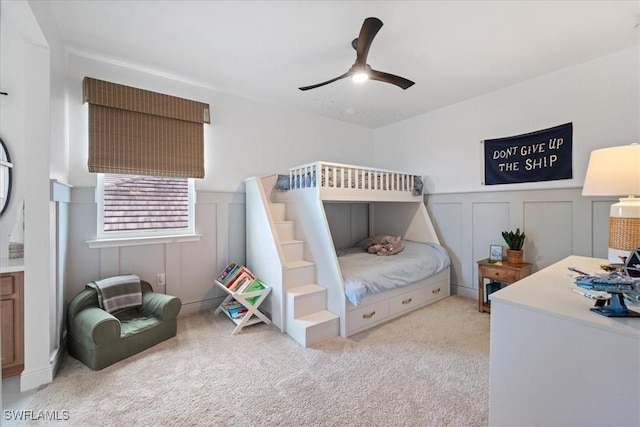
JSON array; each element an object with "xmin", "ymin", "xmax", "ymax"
[{"xmin": 214, "ymin": 263, "xmax": 272, "ymax": 334}]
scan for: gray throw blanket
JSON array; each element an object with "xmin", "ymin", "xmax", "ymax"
[{"xmin": 88, "ymin": 274, "xmax": 142, "ymax": 314}]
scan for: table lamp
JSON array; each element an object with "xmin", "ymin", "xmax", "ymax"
[{"xmin": 582, "ymin": 143, "xmax": 640, "ymax": 264}]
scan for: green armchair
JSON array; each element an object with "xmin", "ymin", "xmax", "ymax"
[{"xmin": 67, "ymin": 280, "xmax": 181, "ymax": 370}]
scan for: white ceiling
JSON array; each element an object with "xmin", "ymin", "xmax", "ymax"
[{"xmin": 46, "ymin": 0, "xmax": 640, "ymax": 129}]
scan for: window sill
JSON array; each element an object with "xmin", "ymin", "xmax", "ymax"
[{"xmin": 87, "ymin": 234, "xmax": 202, "ymax": 249}]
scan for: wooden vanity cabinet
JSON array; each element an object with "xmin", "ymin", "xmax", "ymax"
[{"xmin": 1, "ymin": 271, "xmax": 24, "ymax": 378}]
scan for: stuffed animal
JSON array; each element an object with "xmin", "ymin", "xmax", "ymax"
[
  {"xmin": 366, "ymin": 244, "xmax": 383, "ymax": 254},
  {"xmin": 364, "ymin": 235, "xmax": 405, "ymax": 256}
]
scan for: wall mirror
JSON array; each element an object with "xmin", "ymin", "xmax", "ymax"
[{"xmin": 0, "ymin": 137, "xmax": 13, "ymax": 217}]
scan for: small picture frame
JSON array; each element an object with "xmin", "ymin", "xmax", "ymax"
[{"xmin": 489, "ymin": 244, "xmax": 503, "ymax": 263}]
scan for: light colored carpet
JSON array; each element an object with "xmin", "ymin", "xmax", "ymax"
[{"xmin": 24, "ymin": 296, "xmax": 489, "ymax": 426}]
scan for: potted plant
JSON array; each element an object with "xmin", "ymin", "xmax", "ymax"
[{"xmin": 501, "ymin": 228, "xmax": 526, "ymax": 264}]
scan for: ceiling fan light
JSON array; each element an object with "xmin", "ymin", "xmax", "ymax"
[{"xmin": 352, "ymin": 72, "xmax": 369, "ymax": 83}]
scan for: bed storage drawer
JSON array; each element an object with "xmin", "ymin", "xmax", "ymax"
[
  {"xmin": 388, "ymin": 288, "xmax": 429, "ymax": 316},
  {"xmin": 347, "ymin": 301, "xmax": 389, "ymax": 331},
  {"xmin": 425, "ymin": 281, "xmax": 448, "ymax": 303}
]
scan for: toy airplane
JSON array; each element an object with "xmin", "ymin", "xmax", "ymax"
[{"xmin": 574, "ymin": 272, "xmax": 640, "ymax": 317}]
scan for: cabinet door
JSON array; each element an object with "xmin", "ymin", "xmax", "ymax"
[
  {"xmin": 1, "ymin": 298, "xmax": 15, "ymax": 365},
  {"xmin": 1, "ymin": 271, "xmax": 23, "ymax": 377}
]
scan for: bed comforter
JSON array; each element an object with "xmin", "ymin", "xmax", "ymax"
[{"xmin": 339, "ymin": 241, "xmax": 450, "ymax": 306}]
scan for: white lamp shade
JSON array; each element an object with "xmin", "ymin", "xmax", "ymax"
[
  {"xmin": 582, "ymin": 144, "xmax": 640, "ymax": 197},
  {"xmin": 583, "ymin": 144, "xmax": 640, "ymax": 263}
]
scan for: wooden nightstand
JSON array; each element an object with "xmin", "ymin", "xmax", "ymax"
[{"xmin": 477, "ymin": 258, "xmax": 532, "ymax": 313}]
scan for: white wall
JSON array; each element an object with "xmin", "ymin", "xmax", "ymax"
[
  {"xmin": 66, "ymin": 187, "xmax": 245, "ymax": 315},
  {"xmin": 63, "ymin": 52, "xmax": 375, "ymax": 315},
  {"xmin": 66, "ymin": 53, "xmax": 374, "ymax": 191},
  {"xmin": 0, "ymin": 0, "xmax": 61, "ymax": 391},
  {"xmin": 427, "ymin": 188, "xmax": 615, "ymax": 298},
  {"xmin": 1, "ymin": 0, "xmax": 634, "ymax": 393},
  {"xmin": 0, "ymin": 4, "xmax": 31, "ymax": 260},
  {"xmin": 28, "ymin": 0, "xmax": 70, "ymax": 386},
  {"xmin": 28, "ymin": 0, "xmax": 69, "ymax": 183},
  {"xmin": 373, "ymin": 46, "xmax": 639, "ymax": 297},
  {"xmin": 373, "ymin": 46, "xmax": 640, "ymax": 194}
]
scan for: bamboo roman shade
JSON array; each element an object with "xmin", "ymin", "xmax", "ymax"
[{"xmin": 83, "ymin": 77, "xmax": 210, "ymax": 178}]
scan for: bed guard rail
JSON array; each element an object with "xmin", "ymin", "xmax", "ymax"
[{"xmin": 287, "ymin": 161, "xmax": 420, "ymax": 194}]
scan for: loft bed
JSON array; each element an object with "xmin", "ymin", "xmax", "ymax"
[
  {"xmin": 274, "ymin": 161, "xmax": 424, "ymax": 202},
  {"xmin": 246, "ymin": 161, "xmax": 450, "ymax": 342}
]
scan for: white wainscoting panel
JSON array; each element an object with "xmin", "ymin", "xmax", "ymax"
[
  {"xmin": 472, "ymin": 202, "xmax": 510, "ymax": 285},
  {"xmin": 173, "ymin": 199, "xmax": 218, "ymax": 308},
  {"xmin": 66, "ymin": 186, "xmax": 617, "ymax": 314},
  {"xmin": 228, "ymin": 202, "xmax": 247, "ymax": 265},
  {"xmin": 350, "ymin": 203, "xmax": 369, "ymax": 246},
  {"xmin": 67, "ymin": 188, "xmax": 246, "ymax": 316},
  {"xmin": 325, "ymin": 203, "xmax": 350, "ymax": 249},
  {"xmin": 67, "ymin": 187, "xmax": 101, "ymax": 300},
  {"xmin": 430, "ymin": 202, "xmax": 464, "ymax": 291},
  {"xmin": 99, "ymin": 247, "xmax": 121, "ymax": 279},
  {"xmin": 119, "ymin": 244, "xmax": 165, "ymax": 288},
  {"xmin": 427, "ymin": 188, "xmax": 615, "ymax": 300},
  {"xmin": 325, "ymin": 202, "xmax": 369, "ymax": 249},
  {"xmin": 523, "ymin": 201, "xmax": 573, "ymax": 270},
  {"xmin": 51, "ymin": 180, "xmax": 71, "ymax": 374}
]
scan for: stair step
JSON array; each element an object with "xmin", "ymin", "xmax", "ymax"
[
  {"xmin": 286, "ymin": 260, "xmax": 314, "ymax": 269},
  {"xmin": 275, "ymin": 221, "xmax": 295, "ymax": 240},
  {"xmin": 287, "ymin": 284, "xmax": 327, "ymax": 318},
  {"xmin": 296, "ymin": 310, "xmax": 339, "ymax": 324},
  {"xmin": 288, "ymin": 310, "xmax": 340, "ymax": 347},
  {"xmin": 287, "ymin": 283, "xmax": 324, "ymax": 296},
  {"xmin": 281, "ymin": 239, "xmax": 304, "ymax": 262},
  {"xmin": 284, "ymin": 260, "xmax": 315, "ymax": 286},
  {"xmin": 270, "ymin": 203, "xmax": 286, "ymax": 221}
]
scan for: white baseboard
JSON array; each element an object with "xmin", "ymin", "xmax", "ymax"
[
  {"xmin": 19, "ymin": 344, "xmax": 66, "ymax": 391},
  {"xmin": 178, "ymin": 296, "xmax": 224, "ymax": 316},
  {"xmin": 20, "ymin": 365, "xmax": 55, "ymax": 392},
  {"xmin": 452, "ymin": 284, "xmax": 477, "ymax": 301},
  {"xmin": 50, "ymin": 341, "xmax": 67, "ymax": 379}
]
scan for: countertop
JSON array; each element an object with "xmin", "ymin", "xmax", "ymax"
[
  {"xmin": 0, "ymin": 257, "xmax": 25, "ymax": 274},
  {"xmin": 490, "ymin": 255, "xmax": 640, "ymax": 339}
]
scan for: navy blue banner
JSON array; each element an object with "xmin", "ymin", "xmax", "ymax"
[{"xmin": 484, "ymin": 123, "xmax": 572, "ymax": 185}]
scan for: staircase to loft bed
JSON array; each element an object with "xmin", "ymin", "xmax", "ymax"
[
  {"xmin": 245, "ymin": 174, "xmax": 340, "ymax": 347},
  {"xmin": 245, "ymin": 161, "xmax": 432, "ymax": 347}
]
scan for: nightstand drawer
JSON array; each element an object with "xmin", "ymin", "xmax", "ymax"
[{"xmin": 482, "ymin": 267, "xmax": 517, "ymax": 283}]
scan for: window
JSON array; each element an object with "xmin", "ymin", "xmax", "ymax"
[
  {"xmin": 82, "ymin": 77, "xmax": 209, "ymax": 244},
  {"xmin": 97, "ymin": 173, "xmax": 195, "ymax": 240}
]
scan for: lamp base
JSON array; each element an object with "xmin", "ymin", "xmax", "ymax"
[{"xmin": 608, "ymin": 198, "xmax": 640, "ymax": 264}]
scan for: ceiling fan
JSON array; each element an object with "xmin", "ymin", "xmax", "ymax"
[{"xmin": 298, "ymin": 17, "xmax": 415, "ymax": 91}]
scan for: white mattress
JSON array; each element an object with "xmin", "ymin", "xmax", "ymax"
[{"xmin": 339, "ymin": 241, "xmax": 450, "ymax": 306}]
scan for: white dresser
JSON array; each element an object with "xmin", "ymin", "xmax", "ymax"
[{"xmin": 489, "ymin": 255, "xmax": 640, "ymax": 427}]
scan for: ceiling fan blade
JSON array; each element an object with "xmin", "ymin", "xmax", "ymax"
[
  {"xmin": 356, "ymin": 17, "xmax": 383, "ymax": 66},
  {"xmin": 298, "ymin": 71, "xmax": 351, "ymax": 91},
  {"xmin": 369, "ymin": 69, "xmax": 415, "ymax": 90}
]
